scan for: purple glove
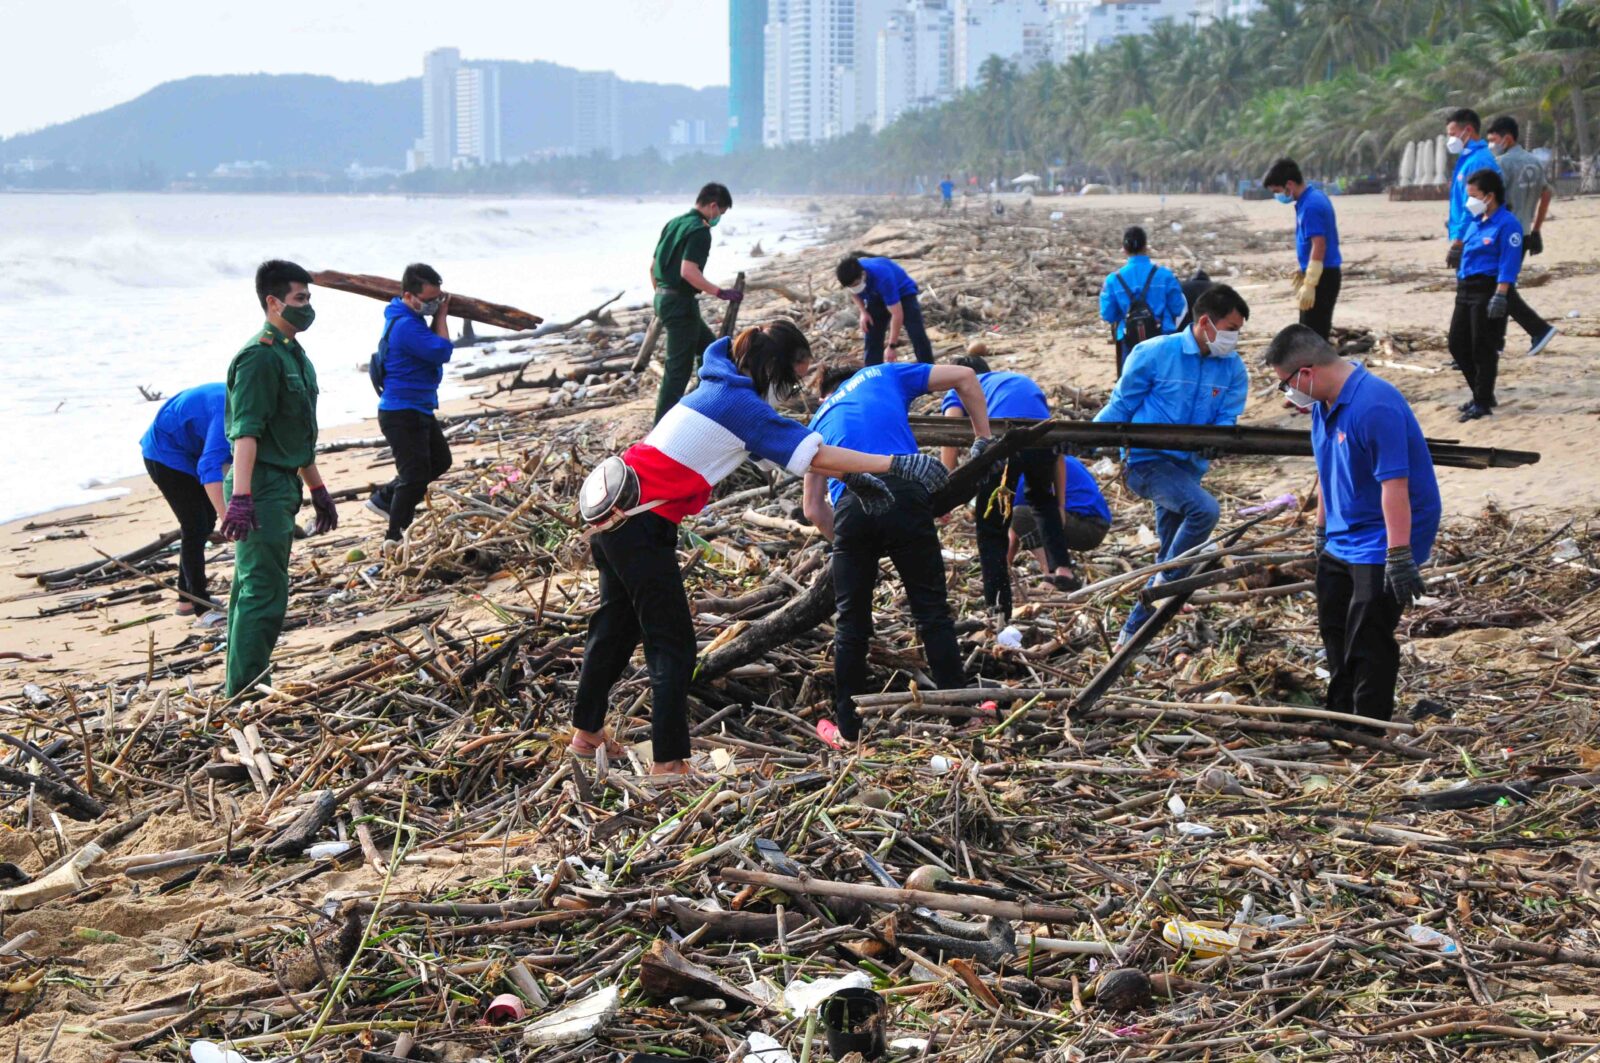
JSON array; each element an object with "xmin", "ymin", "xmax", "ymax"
[
  {"xmin": 220, "ymin": 494, "xmax": 258, "ymax": 542},
  {"xmin": 716, "ymin": 287, "xmax": 744, "ymax": 302},
  {"xmin": 310, "ymin": 485, "xmax": 339, "ymax": 534}
]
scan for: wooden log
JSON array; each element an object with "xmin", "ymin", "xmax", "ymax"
[
  {"xmin": 311, "ymin": 270, "xmax": 542, "ymax": 330},
  {"xmin": 630, "ymin": 316, "xmax": 663, "ymax": 373},
  {"xmin": 638, "ymin": 939, "xmax": 762, "ymax": 1010},
  {"xmin": 718, "ymin": 272, "xmax": 747, "ymax": 339},
  {"xmin": 26, "ymin": 530, "xmax": 181, "ymax": 586},
  {"xmin": 719, "ymin": 868, "xmax": 1085, "ymax": 925}
]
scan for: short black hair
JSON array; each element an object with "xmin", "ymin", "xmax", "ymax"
[
  {"xmin": 815, "ymin": 364, "xmax": 860, "ymax": 398},
  {"xmin": 1447, "ymin": 107, "xmax": 1481, "ymax": 133},
  {"xmin": 1122, "ymin": 226, "xmax": 1148, "ymax": 254},
  {"xmin": 1263, "ymin": 323, "xmax": 1338, "ymax": 370},
  {"xmin": 1486, "ymin": 114, "xmax": 1520, "ymax": 141},
  {"xmin": 1193, "ymin": 283, "xmax": 1249, "ymax": 324},
  {"xmin": 401, "ymin": 262, "xmax": 442, "ymax": 295},
  {"xmin": 696, "ymin": 182, "xmax": 733, "ymax": 210},
  {"xmin": 1261, "ymin": 158, "xmax": 1303, "ymax": 188},
  {"xmin": 951, "ymin": 354, "xmax": 991, "ymax": 375},
  {"xmin": 1467, "ymin": 168, "xmax": 1505, "ymax": 204},
  {"xmin": 255, "ymin": 259, "xmax": 312, "ymax": 311},
  {"xmin": 835, "ymin": 255, "xmax": 865, "ymax": 287}
]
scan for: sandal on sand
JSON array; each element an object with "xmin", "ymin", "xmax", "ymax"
[
  {"xmin": 175, "ymin": 602, "xmax": 197, "ymax": 617},
  {"xmin": 815, "ymin": 719, "xmax": 848, "ymax": 751},
  {"xmin": 570, "ymin": 731, "xmax": 625, "ymax": 758}
]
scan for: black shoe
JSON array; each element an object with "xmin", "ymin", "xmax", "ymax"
[
  {"xmin": 1458, "ymin": 403, "xmax": 1492, "ymax": 422},
  {"xmin": 1446, "ymin": 360, "xmax": 1462, "ymax": 371},
  {"xmin": 1528, "ymin": 325, "xmax": 1557, "ymax": 356},
  {"xmin": 1457, "ymin": 399, "xmax": 1475, "ymax": 413}
]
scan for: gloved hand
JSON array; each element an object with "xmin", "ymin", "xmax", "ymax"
[
  {"xmin": 968, "ymin": 435, "xmax": 996, "ymax": 462},
  {"xmin": 1290, "ymin": 270, "xmax": 1305, "ymax": 296},
  {"xmin": 1297, "ymin": 261, "xmax": 1321, "ymax": 311},
  {"xmin": 1446, "ymin": 243, "xmax": 1462, "ymax": 270},
  {"xmin": 1486, "ymin": 292, "xmax": 1508, "ymax": 319},
  {"xmin": 889, "ymin": 452, "xmax": 950, "ymax": 493},
  {"xmin": 715, "ymin": 287, "xmax": 744, "ymax": 302},
  {"xmin": 310, "ymin": 485, "xmax": 339, "ymax": 534},
  {"xmin": 1526, "ymin": 230, "xmax": 1543, "ymax": 256},
  {"xmin": 1315, "ymin": 527, "xmax": 1328, "ymax": 555},
  {"xmin": 1384, "ymin": 545, "xmax": 1426, "ymax": 608},
  {"xmin": 220, "ymin": 494, "xmax": 258, "ymax": 542},
  {"xmin": 842, "ymin": 472, "xmax": 894, "ymax": 516}
]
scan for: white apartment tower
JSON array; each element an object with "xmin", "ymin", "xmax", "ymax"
[
  {"xmin": 420, "ymin": 47, "xmax": 461, "ymax": 168},
  {"xmin": 455, "ymin": 65, "xmax": 503, "ymax": 165},
  {"xmin": 763, "ymin": 0, "xmax": 792, "ymax": 146},
  {"xmin": 876, "ymin": 1, "xmax": 954, "ymax": 131},
  {"xmin": 574, "ymin": 71, "xmax": 622, "ymax": 158},
  {"xmin": 952, "ymin": 0, "xmax": 1053, "ymax": 90}
]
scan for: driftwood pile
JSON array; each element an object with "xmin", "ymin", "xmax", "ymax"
[{"xmin": 1, "ymin": 205, "xmax": 1598, "ymax": 1062}]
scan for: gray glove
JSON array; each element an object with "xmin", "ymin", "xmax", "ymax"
[
  {"xmin": 1385, "ymin": 546, "xmax": 1426, "ymax": 608},
  {"xmin": 842, "ymin": 472, "xmax": 894, "ymax": 516},
  {"xmin": 1446, "ymin": 244, "xmax": 1462, "ymax": 270},
  {"xmin": 1486, "ymin": 292, "xmax": 1508, "ymax": 319},
  {"xmin": 968, "ymin": 435, "xmax": 996, "ymax": 462},
  {"xmin": 889, "ymin": 452, "xmax": 950, "ymax": 494}
]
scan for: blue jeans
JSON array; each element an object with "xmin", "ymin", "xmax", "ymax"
[{"xmin": 1121, "ymin": 457, "xmax": 1220, "ymax": 637}]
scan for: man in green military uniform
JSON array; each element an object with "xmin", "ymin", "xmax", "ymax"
[
  {"xmin": 219, "ymin": 260, "xmax": 340, "ymax": 697},
  {"xmin": 649, "ymin": 182, "xmax": 742, "ymax": 422}
]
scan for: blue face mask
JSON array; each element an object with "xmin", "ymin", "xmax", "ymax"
[{"xmin": 1274, "ymin": 192, "xmax": 1293, "ymax": 204}]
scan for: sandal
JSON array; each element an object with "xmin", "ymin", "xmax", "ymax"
[
  {"xmin": 570, "ymin": 730, "xmax": 626, "ymax": 758},
  {"xmin": 815, "ymin": 719, "xmax": 848, "ymax": 751}
]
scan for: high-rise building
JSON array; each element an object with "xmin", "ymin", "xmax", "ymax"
[
  {"xmin": 1053, "ymin": 0, "xmax": 1200, "ymax": 56},
  {"xmin": 456, "ymin": 65, "xmax": 503, "ymax": 165},
  {"xmin": 1192, "ymin": 0, "xmax": 1261, "ymax": 25},
  {"xmin": 851, "ymin": 0, "xmax": 899, "ymax": 131},
  {"xmin": 574, "ymin": 71, "xmax": 622, "ymax": 158},
  {"xmin": 421, "ymin": 47, "xmax": 461, "ymax": 169},
  {"xmin": 728, "ymin": 0, "xmax": 770, "ymax": 152},
  {"xmin": 952, "ymin": 0, "xmax": 1052, "ymax": 90},
  {"xmin": 876, "ymin": 1, "xmax": 954, "ymax": 131},
  {"xmin": 763, "ymin": 1, "xmax": 792, "ymax": 146}
]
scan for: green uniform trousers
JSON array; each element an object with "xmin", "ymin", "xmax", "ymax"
[
  {"xmin": 224, "ymin": 464, "xmax": 301, "ymax": 697},
  {"xmin": 652, "ymin": 291, "xmax": 714, "ymax": 424}
]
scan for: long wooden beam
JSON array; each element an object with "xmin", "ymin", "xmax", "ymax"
[{"xmin": 310, "ymin": 270, "xmax": 543, "ymax": 331}]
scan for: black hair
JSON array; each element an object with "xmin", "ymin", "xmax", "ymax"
[
  {"xmin": 1447, "ymin": 107, "xmax": 1481, "ymax": 133},
  {"xmin": 1466, "ymin": 168, "xmax": 1505, "ymax": 204},
  {"xmin": 696, "ymin": 182, "xmax": 733, "ymax": 210},
  {"xmin": 951, "ymin": 354, "xmax": 991, "ymax": 375},
  {"xmin": 401, "ymin": 262, "xmax": 442, "ymax": 295},
  {"xmin": 815, "ymin": 363, "xmax": 860, "ymax": 398},
  {"xmin": 1263, "ymin": 323, "xmax": 1338, "ymax": 370},
  {"xmin": 255, "ymin": 259, "xmax": 312, "ymax": 311},
  {"xmin": 1122, "ymin": 226, "xmax": 1148, "ymax": 254},
  {"xmin": 835, "ymin": 255, "xmax": 866, "ymax": 287},
  {"xmin": 1261, "ymin": 158, "xmax": 1303, "ymax": 188},
  {"xmin": 731, "ymin": 320, "xmax": 811, "ymax": 401},
  {"xmin": 1486, "ymin": 114, "xmax": 1520, "ymax": 141},
  {"xmin": 1193, "ymin": 283, "xmax": 1250, "ymax": 324}
]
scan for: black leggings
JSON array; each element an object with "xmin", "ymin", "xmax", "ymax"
[
  {"xmin": 1298, "ymin": 266, "xmax": 1342, "ymax": 341},
  {"xmin": 973, "ymin": 447, "xmax": 1074, "ymax": 618},
  {"xmin": 376, "ymin": 408, "xmax": 453, "ymax": 539},
  {"xmin": 145, "ymin": 458, "xmax": 218, "ymax": 607},
  {"xmin": 1448, "ymin": 275, "xmax": 1506, "ymax": 408}
]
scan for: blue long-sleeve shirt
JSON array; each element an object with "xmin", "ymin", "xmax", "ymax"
[
  {"xmin": 1449, "ymin": 139, "xmax": 1501, "ymax": 242},
  {"xmin": 1099, "ymin": 256, "xmax": 1187, "ymax": 341},
  {"xmin": 140, "ymin": 382, "xmax": 231, "ymax": 484},
  {"xmin": 1458, "ymin": 206, "xmax": 1524, "ymax": 285},
  {"xmin": 1093, "ymin": 328, "xmax": 1249, "ymax": 476},
  {"xmin": 378, "ymin": 299, "xmax": 456, "ymax": 414}
]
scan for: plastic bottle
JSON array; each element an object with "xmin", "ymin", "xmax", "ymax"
[{"xmin": 1405, "ymin": 924, "xmax": 1460, "ymax": 955}]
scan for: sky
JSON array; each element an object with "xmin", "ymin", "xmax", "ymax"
[{"xmin": 0, "ymin": 0, "xmax": 730, "ymax": 138}]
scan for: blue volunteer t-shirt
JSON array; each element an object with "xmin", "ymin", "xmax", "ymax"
[
  {"xmin": 1295, "ymin": 184, "xmax": 1342, "ymax": 271},
  {"xmin": 1313, "ymin": 365, "xmax": 1441, "ymax": 566},
  {"xmin": 811, "ymin": 362, "xmax": 932, "ymax": 505},
  {"xmin": 940, "ymin": 370, "xmax": 1050, "ymax": 420},
  {"xmin": 940, "ymin": 180, "xmax": 954, "ymax": 200},
  {"xmin": 1016, "ymin": 456, "xmax": 1113, "ymax": 523},
  {"xmin": 139, "ymin": 382, "xmax": 232, "ymax": 484},
  {"xmin": 860, "ymin": 257, "xmax": 919, "ymax": 305}
]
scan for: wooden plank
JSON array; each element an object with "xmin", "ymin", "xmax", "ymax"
[{"xmin": 311, "ymin": 270, "xmax": 543, "ymax": 331}]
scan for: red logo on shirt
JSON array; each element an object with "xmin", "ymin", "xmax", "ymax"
[
  {"xmin": 1212, "ymin": 387, "xmax": 1220, "ymax": 396},
  {"xmin": 1337, "ymin": 430, "xmax": 1346, "ymax": 444}
]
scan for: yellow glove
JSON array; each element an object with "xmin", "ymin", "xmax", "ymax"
[
  {"xmin": 1290, "ymin": 270, "xmax": 1305, "ymax": 295},
  {"xmin": 1297, "ymin": 261, "xmax": 1322, "ymax": 312}
]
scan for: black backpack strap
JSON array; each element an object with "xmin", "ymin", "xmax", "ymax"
[
  {"xmin": 1114, "ymin": 272, "xmax": 1134, "ymax": 298},
  {"xmin": 1137, "ymin": 267, "xmax": 1157, "ymax": 299}
]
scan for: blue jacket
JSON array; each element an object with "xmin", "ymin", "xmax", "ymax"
[
  {"xmin": 1449, "ymin": 139, "xmax": 1501, "ymax": 242},
  {"xmin": 1093, "ymin": 327, "xmax": 1249, "ymax": 475},
  {"xmin": 140, "ymin": 382, "xmax": 231, "ymax": 484},
  {"xmin": 1099, "ymin": 256, "xmax": 1187, "ymax": 341},
  {"xmin": 378, "ymin": 299, "xmax": 456, "ymax": 414},
  {"xmin": 1458, "ymin": 206, "xmax": 1524, "ymax": 284}
]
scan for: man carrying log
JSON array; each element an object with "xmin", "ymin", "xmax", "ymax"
[
  {"xmin": 139, "ymin": 382, "xmax": 230, "ymax": 623},
  {"xmin": 1265, "ymin": 324, "xmax": 1439, "ymax": 724},
  {"xmin": 219, "ymin": 260, "xmax": 339, "ymax": 698},
  {"xmin": 649, "ymin": 182, "xmax": 742, "ymax": 423},
  {"xmin": 803, "ymin": 360, "xmax": 992, "ymax": 749},
  {"xmin": 365, "ymin": 263, "xmax": 455, "ymax": 549},
  {"xmin": 1095, "ymin": 283, "xmax": 1250, "ymax": 648}
]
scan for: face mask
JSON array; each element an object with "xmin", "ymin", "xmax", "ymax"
[
  {"xmin": 417, "ymin": 297, "xmax": 442, "ymax": 315},
  {"xmin": 1488, "ymin": 139, "xmax": 1507, "ymax": 156},
  {"xmin": 280, "ymin": 303, "xmax": 315, "ymax": 331},
  {"xmin": 1281, "ymin": 369, "xmax": 1315, "ymax": 411},
  {"xmin": 847, "ymin": 280, "xmax": 866, "ymax": 296},
  {"xmin": 1465, "ymin": 195, "xmax": 1487, "ymax": 217},
  {"xmin": 1446, "ymin": 135, "xmax": 1464, "ymax": 154},
  {"xmin": 1274, "ymin": 192, "xmax": 1293, "ymax": 204},
  {"xmin": 1205, "ymin": 323, "xmax": 1239, "ymax": 357},
  {"xmin": 708, "ymin": 213, "xmax": 721, "ymax": 228}
]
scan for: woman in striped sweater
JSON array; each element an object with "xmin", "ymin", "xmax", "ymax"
[{"xmin": 572, "ymin": 321, "xmax": 948, "ymax": 776}]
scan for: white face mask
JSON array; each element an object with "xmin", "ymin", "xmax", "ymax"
[
  {"xmin": 1205, "ymin": 323, "xmax": 1239, "ymax": 357},
  {"xmin": 847, "ymin": 280, "xmax": 866, "ymax": 296},
  {"xmin": 1465, "ymin": 195, "xmax": 1488, "ymax": 217},
  {"xmin": 1446, "ymin": 134, "xmax": 1464, "ymax": 154},
  {"xmin": 1282, "ymin": 369, "xmax": 1315, "ymax": 411}
]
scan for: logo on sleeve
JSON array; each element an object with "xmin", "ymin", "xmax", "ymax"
[{"xmin": 1510, "ymin": 233, "xmax": 1522, "ymax": 249}]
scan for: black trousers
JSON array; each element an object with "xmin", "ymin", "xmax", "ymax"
[
  {"xmin": 145, "ymin": 458, "xmax": 218, "ymax": 608},
  {"xmin": 1298, "ymin": 266, "xmax": 1342, "ymax": 341},
  {"xmin": 1448, "ymin": 275, "xmax": 1506, "ymax": 409},
  {"xmin": 831, "ymin": 477, "xmax": 964, "ymax": 740},
  {"xmin": 974, "ymin": 447, "xmax": 1074, "ymax": 618},
  {"xmin": 375, "ymin": 408, "xmax": 453, "ymax": 539},
  {"xmin": 1016, "ymin": 508, "xmax": 1111, "ymax": 553},
  {"xmin": 864, "ymin": 294, "xmax": 935, "ymax": 365},
  {"xmin": 1507, "ymin": 247, "xmax": 1550, "ymax": 343},
  {"xmin": 1315, "ymin": 553, "xmax": 1403, "ymax": 722},
  {"xmin": 573, "ymin": 513, "xmax": 694, "ymax": 762}
]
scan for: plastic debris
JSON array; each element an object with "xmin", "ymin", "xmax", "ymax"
[
  {"xmin": 783, "ymin": 971, "xmax": 873, "ymax": 1016},
  {"xmin": 304, "ymin": 841, "xmax": 352, "ymax": 861},
  {"xmin": 522, "ymin": 985, "xmax": 620, "ymax": 1047},
  {"xmin": 1162, "ymin": 919, "xmax": 1240, "ymax": 956},
  {"xmin": 996, "ymin": 626, "xmax": 1024, "ymax": 650},
  {"xmin": 190, "ymin": 1043, "xmax": 251, "ymax": 1063},
  {"xmin": 1405, "ymin": 924, "xmax": 1460, "ymax": 955},
  {"xmin": 744, "ymin": 1032, "xmax": 796, "ymax": 1063}
]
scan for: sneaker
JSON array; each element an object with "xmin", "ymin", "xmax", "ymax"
[
  {"xmin": 1527, "ymin": 325, "xmax": 1557, "ymax": 357},
  {"xmin": 194, "ymin": 610, "xmax": 227, "ymax": 630},
  {"xmin": 1458, "ymin": 403, "xmax": 1492, "ymax": 422},
  {"xmin": 365, "ymin": 494, "xmax": 391, "ymax": 517}
]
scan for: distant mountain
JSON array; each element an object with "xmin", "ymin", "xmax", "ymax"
[{"xmin": 0, "ymin": 64, "xmax": 727, "ymax": 177}]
